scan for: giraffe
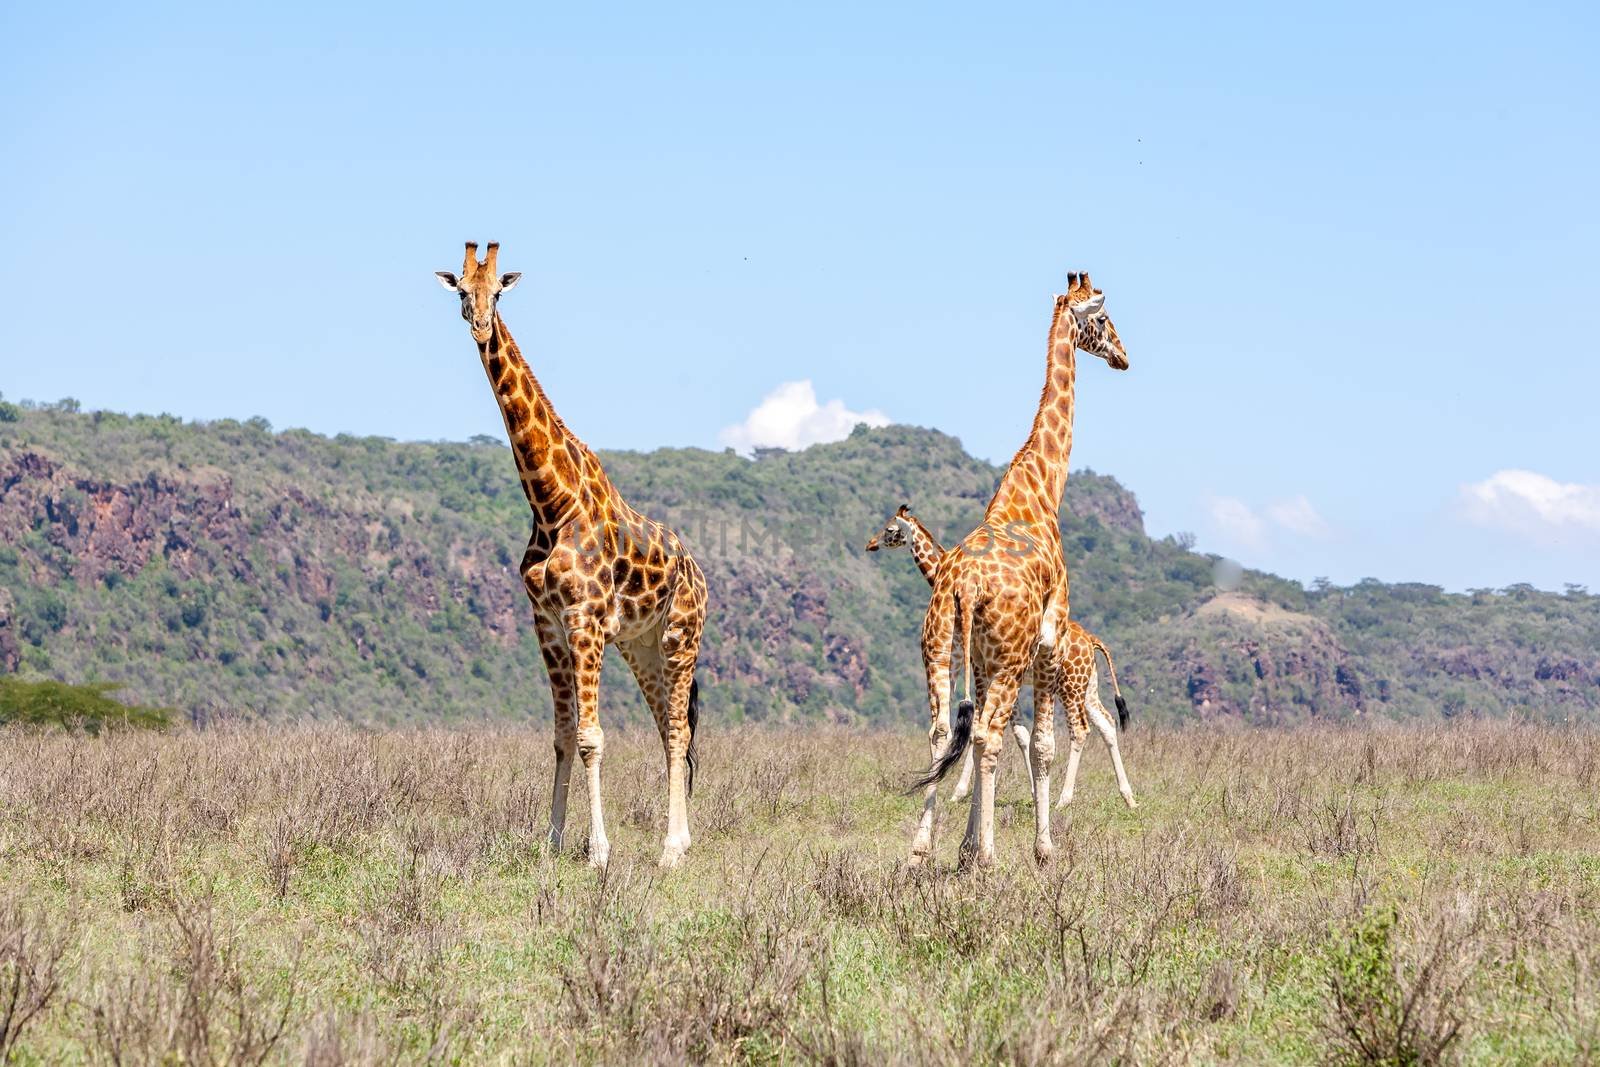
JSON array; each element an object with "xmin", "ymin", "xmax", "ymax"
[
  {"xmin": 909, "ymin": 272, "xmax": 1129, "ymax": 868},
  {"xmin": 435, "ymin": 242, "xmax": 709, "ymax": 869},
  {"xmin": 865, "ymin": 505, "xmax": 1136, "ymax": 810}
]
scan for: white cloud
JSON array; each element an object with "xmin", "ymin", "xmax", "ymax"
[
  {"xmin": 1267, "ymin": 495, "xmax": 1331, "ymax": 539},
  {"xmin": 1205, "ymin": 493, "xmax": 1332, "ymax": 554},
  {"xmin": 1461, "ymin": 469, "xmax": 1600, "ymax": 541},
  {"xmin": 718, "ymin": 380, "xmax": 890, "ymax": 455},
  {"xmin": 1205, "ymin": 495, "xmax": 1265, "ymax": 550}
]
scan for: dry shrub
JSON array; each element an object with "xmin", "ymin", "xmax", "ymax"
[
  {"xmin": 88, "ymin": 897, "xmax": 301, "ymax": 1067},
  {"xmin": 1322, "ymin": 906, "xmax": 1476, "ymax": 1067},
  {"xmin": 1, "ymin": 719, "xmax": 1597, "ymax": 1063},
  {"xmin": 259, "ymin": 813, "xmax": 299, "ymax": 902},
  {"xmin": 1310, "ymin": 792, "xmax": 1381, "ymax": 859},
  {"xmin": 0, "ymin": 895, "xmax": 70, "ymax": 1061},
  {"xmin": 301, "ymin": 1012, "xmax": 402, "ymax": 1067}
]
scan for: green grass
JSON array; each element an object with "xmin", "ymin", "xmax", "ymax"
[{"xmin": 0, "ymin": 722, "xmax": 1597, "ymax": 1064}]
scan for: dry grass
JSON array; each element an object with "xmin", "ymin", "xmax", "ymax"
[{"xmin": 1, "ymin": 721, "xmax": 1598, "ymax": 1064}]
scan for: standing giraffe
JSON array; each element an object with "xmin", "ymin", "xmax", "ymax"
[
  {"xmin": 865, "ymin": 505, "xmax": 1136, "ymax": 810},
  {"xmin": 910, "ymin": 273, "xmax": 1129, "ymax": 868},
  {"xmin": 436, "ymin": 242, "xmax": 709, "ymax": 869}
]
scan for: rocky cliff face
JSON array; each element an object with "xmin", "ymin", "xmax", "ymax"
[
  {"xmin": 1146, "ymin": 594, "xmax": 1364, "ymax": 724},
  {"xmin": 0, "ymin": 588, "xmax": 19, "ymax": 674},
  {"xmin": 2, "ymin": 411, "xmax": 1596, "ymax": 724}
]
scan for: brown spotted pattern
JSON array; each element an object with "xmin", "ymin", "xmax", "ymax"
[
  {"xmin": 913, "ymin": 275, "xmax": 1130, "ymax": 869},
  {"xmin": 869, "ymin": 507, "xmax": 1137, "ymax": 812},
  {"xmin": 437, "ymin": 242, "xmax": 708, "ymax": 869}
]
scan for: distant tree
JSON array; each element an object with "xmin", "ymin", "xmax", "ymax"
[{"xmin": 0, "ymin": 678, "xmax": 171, "ymax": 733}]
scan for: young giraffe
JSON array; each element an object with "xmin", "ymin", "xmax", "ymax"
[
  {"xmin": 436, "ymin": 242, "xmax": 709, "ymax": 869},
  {"xmin": 911, "ymin": 273, "xmax": 1129, "ymax": 868},
  {"xmin": 866, "ymin": 505, "xmax": 1136, "ymax": 810}
]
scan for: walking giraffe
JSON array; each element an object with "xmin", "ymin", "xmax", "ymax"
[
  {"xmin": 436, "ymin": 242, "xmax": 708, "ymax": 869},
  {"xmin": 911, "ymin": 273, "xmax": 1129, "ymax": 868},
  {"xmin": 866, "ymin": 505, "xmax": 1136, "ymax": 810}
]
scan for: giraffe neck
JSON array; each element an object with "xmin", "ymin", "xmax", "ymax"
[
  {"xmin": 985, "ymin": 302, "xmax": 1079, "ymax": 525},
  {"xmin": 898, "ymin": 515, "xmax": 945, "ymax": 584},
  {"xmin": 478, "ymin": 314, "xmax": 603, "ymax": 532}
]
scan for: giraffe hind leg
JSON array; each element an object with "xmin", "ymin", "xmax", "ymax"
[
  {"xmin": 1086, "ymin": 669, "xmax": 1137, "ymax": 809},
  {"xmin": 1028, "ymin": 653, "xmax": 1057, "ymax": 864},
  {"xmin": 961, "ymin": 670, "xmax": 1023, "ymax": 871},
  {"xmin": 618, "ymin": 615, "xmax": 702, "ymax": 867}
]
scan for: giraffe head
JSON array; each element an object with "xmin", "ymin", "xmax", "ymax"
[
  {"xmin": 1064, "ymin": 271, "xmax": 1128, "ymax": 370},
  {"xmin": 865, "ymin": 504, "xmax": 915, "ymax": 552},
  {"xmin": 435, "ymin": 241, "xmax": 522, "ymax": 345}
]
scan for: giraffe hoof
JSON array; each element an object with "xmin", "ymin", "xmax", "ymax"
[
  {"xmin": 1123, "ymin": 794, "xmax": 1139, "ymax": 810},
  {"xmin": 1055, "ymin": 796, "xmax": 1073, "ymax": 811},
  {"xmin": 1034, "ymin": 840, "xmax": 1055, "ymax": 866},
  {"xmin": 587, "ymin": 845, "xmax": 610, "ymax": 870}
]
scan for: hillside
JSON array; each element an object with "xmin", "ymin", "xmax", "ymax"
[{"xmin": 1, "ymin": 399, "xmax": 1596, "ymax": 725}]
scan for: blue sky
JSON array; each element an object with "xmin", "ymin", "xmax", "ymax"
[{"xmin": 2, "ymin": 1, "xmax": 1596, "ymax": 592}]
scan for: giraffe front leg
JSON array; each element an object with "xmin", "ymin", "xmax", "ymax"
[
  {"xmin": 566, "ymin": 619, "xmax": 610, "ymax": 869},
  {"xmin": 534, "ymin": 616, "xmax": 578, "ymax": 856},
  {"xmin": 1054, "ymin": 646, "xmax": 1093, "ymax": 811}
]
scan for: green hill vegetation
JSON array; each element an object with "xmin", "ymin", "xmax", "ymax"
[{"xmin": 1, "ymin": 398, "xmax": 1595, "ymax": 725}]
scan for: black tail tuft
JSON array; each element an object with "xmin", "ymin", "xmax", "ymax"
[
  {"xmin": 908, "ymin": 700, "xmax": 975, "ymax": 793},
  {"xmin": 1115, "ymin": 694, "xmax": 1130, "ymax": 732},
  {"xmin": 685, "ymin": 676, "xmax": 700, "ymax": 797}
]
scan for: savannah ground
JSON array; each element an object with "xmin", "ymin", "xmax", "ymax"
[{"xmin": 1, "ymin": 721, "xmax": 1597, "ymax": 1065}]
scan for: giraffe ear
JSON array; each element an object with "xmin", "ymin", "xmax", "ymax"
[
  {"xmin": 435, "ymin": 272, "xmax": 461, "ymax": 292},
  {"xmin": 1068, "ymin": 292, "xmax": 1105, "ymax": 319},
  {"xmin": 498, "ymin": 272, "xmax": 522, "ymax": 293}
]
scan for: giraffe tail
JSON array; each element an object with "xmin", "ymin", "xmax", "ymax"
[
  {"xmin": 1088, "ymin": 634, "xmax": 1130, "ymax": 731},
  {"xmin": 909, "ymin": 589, "xmax": 976, "ymax": 791},
  {"xmin": 909, "ymin": 696, "xmax": 974, "ymax": 792},
  {"xmin": 685, "ymin": 676, "xmax": 700, "ymax": 797}
]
